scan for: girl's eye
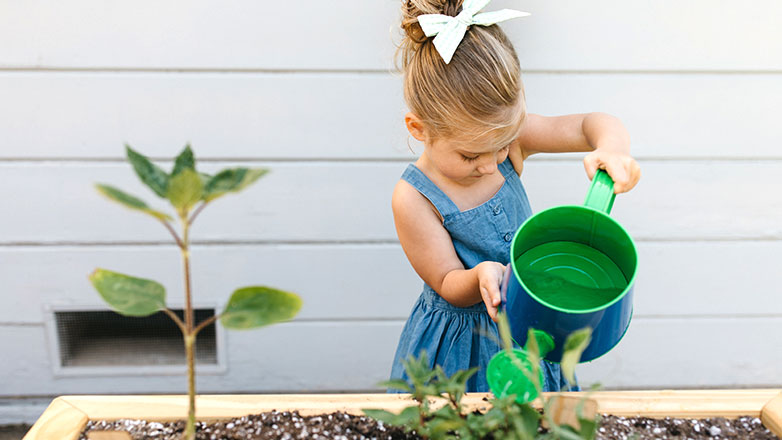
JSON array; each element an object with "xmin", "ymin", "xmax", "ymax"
[{"xmin": 461, "ymin": 154, "xmax": 479, "ymax": 162}]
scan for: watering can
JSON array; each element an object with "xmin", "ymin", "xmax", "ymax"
[
  {"xmin": 486, "ymin": 169, "xmax": 637, "ymax": 399},
  {"xmin": 486, "ymin": 329, "xmax": 555, "ymax": 403}
]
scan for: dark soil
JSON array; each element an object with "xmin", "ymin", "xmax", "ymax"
[
  {"xmin": 78, "ymin": 411, "xmax": 780, "ymax": 440},
  {"xmin": 597, "ymin": 415, "xmax": 778, "ymax": 439}
]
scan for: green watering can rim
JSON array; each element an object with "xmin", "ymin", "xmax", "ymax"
[{"xmin": 509, "ymin": 170, "xmax": 639, "ymax": 315}]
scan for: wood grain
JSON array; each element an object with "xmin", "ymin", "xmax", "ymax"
[
  {"xmin": 761, "ymin": 392, "xmax": 782, "ymax": 437},
  {"xmin": 22, "ymin": 397, "xmax": 88, "ymax": 440}
]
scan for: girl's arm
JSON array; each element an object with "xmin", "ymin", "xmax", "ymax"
[
  {"xmin": 512, "ymin": 112, "xmax": 641, "ymax": 193},
  {"xmin": 391, "ymin": 180, "xmax": 505, "ymax": 320}
]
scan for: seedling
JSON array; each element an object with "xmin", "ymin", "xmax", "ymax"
[
  {"xmin": 365, "ymin": 314, "xmax": 597, "ymax": 439},
  {"xmin": 89, "ymin": 145, "xmax": 302, "ymax": 440}
]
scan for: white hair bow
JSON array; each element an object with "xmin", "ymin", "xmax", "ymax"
[{"xmin": 417, "ymin": 0, "xmax": 529, "ymax": 64}]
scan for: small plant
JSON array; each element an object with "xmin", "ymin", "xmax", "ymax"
[
  {"xmin": 364, "ymin": 315, "xmax": 597, "ymax": 440},
  {"xmin": 89, "ymin": 145, "xmax": 302, "ymax": 440}
]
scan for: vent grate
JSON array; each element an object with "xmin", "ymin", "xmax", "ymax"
[{"xmin": 55, "ymin": 309, "xmax": 217, "ymax": 367}]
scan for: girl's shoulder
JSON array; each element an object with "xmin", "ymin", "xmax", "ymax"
[{"xmin": 392, "ymin": 178, "xmax": 444, "ymax": 223}]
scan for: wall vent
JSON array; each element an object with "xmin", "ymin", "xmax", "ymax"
[{"xmin": 53, "ymin": 308, "xmax": 218, "ymax": 368}]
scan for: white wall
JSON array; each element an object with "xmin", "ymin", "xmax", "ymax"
[{"xmin": 1, "ymin": 0, "xmax": 781, "ymax": 408}]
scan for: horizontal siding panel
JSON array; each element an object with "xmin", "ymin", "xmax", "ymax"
[
  {"xmin": 1, "ymin": 162, "xmax": 781, "ymax": 243},
  {"xmin": 1, "ymin": 241, "xmax": 782, "ymax": 324},
  {"xmin": 2, "ymin": 72, "xmax": 780, "ymax": 160},
  {"xmin": 522, "ymin": 160, "xmax": 782, "ymax": 240},
  {"xmin": 0, "ymin": 245, "xmax": 420, "ymax": 323},
  {"xmin": 1, "ymin": 1, "xmax": 780, "ymax": 71},
  {"xmin": 2, "ymin": 317, "xmax": 781, "ymax": 395},
  {"xmin": 633, "ymin": 241, "xmax": 782, "ymax": 317},
  {"xmin": 0, "ymin": 0, "xmax": 397, "ymax": 71},
  {"xmin": 0, "ymin": 321, "xmax": 403, "ymax": 395},
  {"xmin": 577, "ymin": 317, "xmax": 782, "ymax": 389}
]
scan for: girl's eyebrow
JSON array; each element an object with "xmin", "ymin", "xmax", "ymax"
[{"xmin": 456, "ymin": 144, "xmax": 507, "ymax": 155}]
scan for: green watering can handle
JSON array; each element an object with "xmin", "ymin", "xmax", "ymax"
[{"xmin": 584, "ymin": 169, "xmax": 616, "ymax": 214}]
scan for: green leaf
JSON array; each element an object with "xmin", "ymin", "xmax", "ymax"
[
  {"xmin": 362, "ymin": 409, "xmax": 401, "ymax": 425},
  {"xmin": 426, "ymin": 412, "xmax": 464, "ymax": 439},
  {"xmin": 220, "ymin": 286, "xmax": 302, "ymax": 329},
  {"xmin": 561, "ymin": 327, "xmax": 593, "ymax": 385},
  {"xmin": 171, "ymin": 144, "xmax": 195, "ymax": 176},
  {"xmin": 401, "ymin": 352, "xmax": 438, "ymax": 396},
  {"xmin": 95, "ymin": 184, "xmax": 172, "ymax": 221},
  {"xmin": 395, "ymin": 406, "xmax": 421, "ymax": 427},
  {"xmin": 89, "ymin": 269, "xmax": 166, "ymax": 317},
  {"xmin": 553, "ymin": 426, "xmax": 589, "ymax": 440},
  {"xmin": 363, "ymin": 406, "xmax": 419, "ymax": 429},
  {"xmin": 166, "ymin": 168, "xmax": 204, "ymax": 214},
  {"xmin": 203, "ymin": 168, "xmax": 268, "ymax": 202},
  {"xmin": 125, "ymin": 144, "xmax": 169, "ymax": 198},
  {"xmin": 518, "ymin": 403, "xmax": 542, "ymax": 439},
  {"xmin": 525, "ymin": 328, "xmax": 541, "ymax": 358},
  {"xmin": 577, "ymin": 415, "xmax": 600, "ymax": 440},
  {"xmin": 452, "ymin": 367, "xmax": 479, "ymax": 386}
]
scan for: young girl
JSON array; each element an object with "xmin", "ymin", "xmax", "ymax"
[{"xmin": 389, "ymin": 0, "xmax": 641, "ymax": 393}]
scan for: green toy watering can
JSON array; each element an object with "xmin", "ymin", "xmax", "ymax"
[{"xmin": 487, "ymin": 169, "xmax": 638, "ymax": 401}]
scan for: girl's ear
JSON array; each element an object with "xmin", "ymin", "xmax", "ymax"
[{"xmin": 404, "ymin": 112, "xmax": 427, "ymax": 142}]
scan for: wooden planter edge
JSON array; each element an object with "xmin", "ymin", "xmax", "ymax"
[{"xmin": 24, "ymin": 389, "xmax": 782, "ymax": 440}]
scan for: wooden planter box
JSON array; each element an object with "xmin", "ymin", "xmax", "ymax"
[{"xmin": 24, "ymin": 389, "xmax": 782, "ymax": 440}]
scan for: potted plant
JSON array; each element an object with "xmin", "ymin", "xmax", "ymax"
[{"xmin": 49, "ymin": 145, "xmax": 301, "ymax": 440}]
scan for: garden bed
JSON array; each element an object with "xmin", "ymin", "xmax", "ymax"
[{"xmin": 24, "ymin": 390, "xmax": 782, "ymax": 439}]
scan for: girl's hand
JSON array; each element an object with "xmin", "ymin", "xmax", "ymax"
[
  {"xmin": 583, "ymin": 150, "xmax": 641, "ymax": 194},
  {"xmin": 476, "ymin": 261, "xmax": 506, "ymax": 322}
]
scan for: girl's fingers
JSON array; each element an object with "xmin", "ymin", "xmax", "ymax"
[
  {"xmin": 488, "ymin": 304, "xmax": 498, "ymax": 322},
  {"xmin": 584, "ymin": 152, "xmax": 640, "ymax": 194},
  {"xmin": 481, "ymin": 285, "xmax": 500, "ymax": 321},
  {"xmin": 583, "ymin": 155, "xmax": 599, "ymax": 180},
  {"xmin": 613, "ymin": 158, "xmax": 641, "ymax": 194},
  {"xmin": 603, "ymin": 160, "xmax": 630, "ymax": 193}
]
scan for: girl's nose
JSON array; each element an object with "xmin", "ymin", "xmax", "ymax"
[{"xmin": 477, "ymin": 156, "xmax": 498, "ymax": 175}]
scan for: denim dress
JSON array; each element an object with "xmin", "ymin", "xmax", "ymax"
[{"xmin": 389, "ymin": 157, "xmax": 575, "ymax": 393}]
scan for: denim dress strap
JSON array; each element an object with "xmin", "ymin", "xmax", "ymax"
[
  {"xmin": 498, "ymin": 155, "xmax": 519, "ymax": 179},
  {"xmin": 401, "ymin": 164, "xmax": 460, "ymax": 218}
]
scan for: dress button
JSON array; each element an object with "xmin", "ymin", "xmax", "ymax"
[
  {"xmin": 493, "ymin": 205, "xmax": 502, "ymax": 215},
  {"xmin": 504, "ymin": 233, "xmax": 512, "ymax": 242}
]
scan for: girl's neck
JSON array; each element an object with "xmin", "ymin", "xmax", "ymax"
[{"xmin": 415, "ymin": 154, "xmax": 506, "ymax": 212}]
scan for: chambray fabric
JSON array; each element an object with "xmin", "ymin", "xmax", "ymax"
[{"xmin": 389, "ymin": 157, "xmax": 577, "ymax": 393}]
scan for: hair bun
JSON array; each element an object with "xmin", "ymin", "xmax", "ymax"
[{"xmin": 399, "ymin": 0, "xmax": 463, "ymax": 66}]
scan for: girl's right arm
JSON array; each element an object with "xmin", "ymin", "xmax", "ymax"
[{"xmin": 392, "ymin": 180, "xmax": 505, "ymax": 321}]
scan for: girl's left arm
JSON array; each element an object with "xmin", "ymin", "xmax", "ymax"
[{"xmin": 513, "ymin": 112, "xmax": 641, "ymax": 194}]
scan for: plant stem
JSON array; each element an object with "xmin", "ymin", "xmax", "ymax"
[
  {"xmin": 184, "ymin": 333, "xmax": 196, "ymax": 440},
  {"xmin": 162, "ymin": 308, "xmax": 186, "ymax": 335},
  {"xmin": 188, "ymin": 202, "xmax": 208, "ymax": 226},
  {"xmin": 193, "ymin": 314, "xmax": 220, "ymax": 337},
  {"xmin": 160, "ymin": 219, "xmax": 185, "ymax": 249},
  {"xmin": 181, "ymin": 215, "xmax": 197, "ymax": 440}
]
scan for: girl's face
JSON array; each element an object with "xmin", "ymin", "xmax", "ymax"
[
  {"xmin": 404, "ymin": 111, "xmax": 522, "ymax": 187},
  {"xmin": 424, "ymin": 135, "xmax": 511, "ymax": 186}
]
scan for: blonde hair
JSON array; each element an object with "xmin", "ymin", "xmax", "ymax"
[{"xmin": 399, "ymin": 0, "xmax": 526, "ymax": 147}]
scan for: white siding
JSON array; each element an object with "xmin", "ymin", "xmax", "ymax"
[{"xmin": 1, "ymin": 0, "xmax": 781, "ymax": 411}]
